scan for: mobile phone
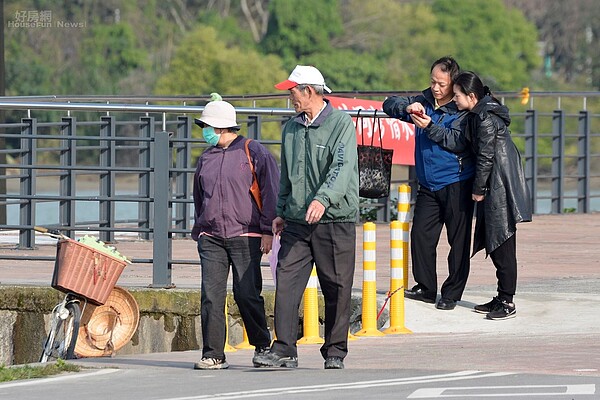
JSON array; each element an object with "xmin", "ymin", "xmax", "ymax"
[{"xmin": 409, "ymin": 110, "xmax": 425, "ymax": 118}]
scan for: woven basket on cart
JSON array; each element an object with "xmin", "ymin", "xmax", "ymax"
[{"xmin": 75, "ymin": 286, "xmax": 140, "ymax": 358}]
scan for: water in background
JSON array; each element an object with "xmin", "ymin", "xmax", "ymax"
[{"xmin": 6, "ymin": 190, "xmax": 153, "ymax": 226}]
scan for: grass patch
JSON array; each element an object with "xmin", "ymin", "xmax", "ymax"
[{"xmin": 0, "ymin": 359, "xmax": 81, "ymax": 383}]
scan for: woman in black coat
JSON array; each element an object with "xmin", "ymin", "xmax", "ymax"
[{"xmin": 453, "ymin": 71, "xmax": 532, "ymax": 320}]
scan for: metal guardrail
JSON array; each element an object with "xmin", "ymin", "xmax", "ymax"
[{"xmin": 0, "ymin": 95, "xmax": 598, "ymax": 287}]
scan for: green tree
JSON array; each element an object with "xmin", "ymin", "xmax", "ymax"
[
  {"xmin": 331, "ymin": 0, "xmax": 456, "ymax": 90},
  {"xmin": 154, "ymin": 24, "xmax": 289, "ymax": 158},
  {"xmin": 154, "ymin": 25, "xmax": 287, "ymax": 96},
  {"xmin": 299, "ymin": 50, "xmax": 387, "ymax": 92},
  {"xmin": 432, "ymin": 0, "xmax": 541, "ymax": 90},
  {"xmin": 77, "ymin": 24, "xmax": 148, "ymax": 94},
  {"xmin": 261, "ymin": 0, "xmax": 343, "ymax": 63}
]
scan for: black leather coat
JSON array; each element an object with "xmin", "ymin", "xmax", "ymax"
[{"xmin": 467, "ymin": 97, "xmax": 532, "ymax": 255}]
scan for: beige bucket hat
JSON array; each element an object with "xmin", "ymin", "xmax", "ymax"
[{"xmin": 194, "ymin": 100, "xmax": 240, "ymax": 129}]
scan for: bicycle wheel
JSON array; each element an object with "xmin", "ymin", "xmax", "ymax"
[{"xmin": 40, "ymin": 301, "xmax": 82, "ymax": 362}]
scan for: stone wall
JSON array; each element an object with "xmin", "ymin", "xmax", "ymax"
[{"xmin": 0, "ymin": 286, "xmax": 372, "ymax": 366}]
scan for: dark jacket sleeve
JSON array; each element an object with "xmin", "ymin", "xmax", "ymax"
[
  {"xmin": 250, "ymin": 141, "xmax": 280, "ymax": 235},
  {"xmin": 191, "ymin": 157, "xmax": 204, "ymax": 240},
  {"xmin": 472, "ymin": 114, "xmax": 497, "ymax": 195},
  {"xmin": 382, "ymin": 95, "xmax": 419, "ymax": 121},
  {"xmin": 425, "ymin": 111, "xmax": 470, "ymax": 153}
]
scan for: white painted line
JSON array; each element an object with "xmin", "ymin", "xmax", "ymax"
[
  {"xmin": 159, "ymin": 370, "xmax": 514, "ymax": 400},
  {"xmin": 0, "ymin": 368, "xmax": 119, "ymax": 388},
  {"xmin": 408, "ymin": 384, "xmax": 596, "ymax": 398}
]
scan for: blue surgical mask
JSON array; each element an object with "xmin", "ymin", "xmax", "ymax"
[{"xmin": 202, "ymin": 126, "xmax": 221, "ymax": 146}]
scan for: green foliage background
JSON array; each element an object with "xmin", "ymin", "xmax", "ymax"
[
  {"xmin": 3, "ymin": 0, "xmax": 550, "ymax": 98},
  {"xmin": 2, "ymin": 0, "xmax": 599, "ymax": 171}
]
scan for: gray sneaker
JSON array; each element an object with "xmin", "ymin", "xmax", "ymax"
[
  {"xmin": 252, "ymin": 346, "xmax": 270, "ymax": 367},
  {"xmin": 193, "ymin": 357, "xmax": 229, "ymax": 370},
  {"xmin": 486, "ymin": 300, "xmax": 516, "ymax": 320},
  {"xmin": 253, "ymin": 350, "xmax": 298, "ymax": 368},
  {"xmin": 324, "ymin": 356, "xmax": 344, "ymax": 369}
]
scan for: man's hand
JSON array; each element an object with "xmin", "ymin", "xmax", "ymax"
[
  {"xmin": 305, "ymin": 200, "xmax": 325, "ymax": 224},
  {"xmin": 472, "ymin": 194, "xmax": 485, "ymax": 202},
  {"xmin": 272, "ymin": 216, "xmax": 285, "ymax": 235},
  {"xmin": 260, "ymin": 234, "xmax": 273, "ymax": 254},
  {"xmin": 406, "ymin": 103, "xmax": 431, "ymax": 128}
]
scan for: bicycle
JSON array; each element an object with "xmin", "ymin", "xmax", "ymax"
[
  {"xmin": 36, "ymin": 227, "xmax": 85, "ymax": 362},
  {"xmin": 36, "ymin": 226, "xmax": 130, "ymax": 363},
  {"xmin": 40, "ymin": 291, "xmax": 84, "ymax": 362}
]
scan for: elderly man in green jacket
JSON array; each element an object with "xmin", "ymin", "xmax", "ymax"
[{"xmin": 253, "ymin": 65, "xmax": 359, "ymax": 370}]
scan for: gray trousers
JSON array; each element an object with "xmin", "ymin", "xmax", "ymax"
[{"xmin": 271, "ymin": 221, "xmax": 356, "ymax": 360}]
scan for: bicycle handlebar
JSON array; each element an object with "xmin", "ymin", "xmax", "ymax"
[{"xmin": 34, "ymin": 226, "xmax": 69, "ymax": 239}]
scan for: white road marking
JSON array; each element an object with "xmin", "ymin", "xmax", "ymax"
[
  {"xmin": 160, "ymin": 370, "xmax": 513, "ymax": 400},
  {"xmin": 408, "ymin": 384, "xmax": 596, "ymax": 398},
  {"xmin": 0, "ymin": 368, "xmax": 119, "ymax": 389}
]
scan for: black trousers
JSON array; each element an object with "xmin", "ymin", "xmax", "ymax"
[
  {"xmin": 271, "ymin": 222, "xmax": 356, "ymax": 360},
  {"xmin": 197, "ymin": 235, "xmax": 271, "ymax": 360},
  {"xmin": 490, "ymin": 233, "xmax": 517, "ymax": 302},
  {"xmin": 410, "ymin": 179, "xmax": 474, "ymax": 301}
]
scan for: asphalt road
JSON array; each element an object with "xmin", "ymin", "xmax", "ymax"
[{"xmin": 1, "ymin": 213, "xmax": 600, "ymax": 399}]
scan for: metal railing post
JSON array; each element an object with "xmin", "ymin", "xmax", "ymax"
[
  {"xmin": 152, "ymin": 130, "xmax": 172, "ymax": 287},
  {"xmin": 247, "ymin": 115, "xmax": 260, "ymax": 140},
  {"xmin": 19, "ymin": 118, "xmax": 36, "ymax": 249},
  {"xmin": 551, "ymin": 110, "xmax": 565, "ymax": 213},
  {"xmin": 524, "ymin": 109, "xmax": 538, "ymax": 214},
  {"xmin": 139, "ymin": 116, "xmax": 154, "ymax": 240},
  {"xmin": 173, "ymin": 116, "xmax": 192, "ymax": 238},
  {"xmin": 577, "ymin": 111, "xmax": 591, "ymax": 212},
  {"xmin": 59, "ymin": 117, "xmax": 77, "ymax": 231},
  {"xmin": 99, "ymin": 116, "xmax": 116, "ymax": 242}
]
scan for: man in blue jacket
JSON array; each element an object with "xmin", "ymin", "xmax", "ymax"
[{"xmin": 383, "ymin": 56, "xmax": 475, "ymax": 311}]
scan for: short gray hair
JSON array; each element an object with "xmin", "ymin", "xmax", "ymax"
[{"xmin": 297, "ymin": 84, "xmax": 325, "ymax": 96}]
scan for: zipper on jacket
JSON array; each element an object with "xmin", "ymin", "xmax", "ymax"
[
  {"xmin": 219, "ymin": 147, "xmax": 227, "ymax": 237},
  {"xmin": 304, "ymin": 126, "xmax": 310, "ymax": 211}
]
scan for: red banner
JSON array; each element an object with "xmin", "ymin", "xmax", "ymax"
[{"xmin": 328, "ymin": 96, "xmax": 415, "ymax": 165}]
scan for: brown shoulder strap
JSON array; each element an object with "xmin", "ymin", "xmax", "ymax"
[{"xmin": 244, "ymin": 139, "xmax": 263, "ymax": 211}]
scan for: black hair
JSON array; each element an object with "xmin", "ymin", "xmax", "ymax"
[
  {"xmin": 454, "ymin": 71, "xmax": 499, "ymax": 103},
  {"xmin": 430, "ymin": 56, "xmax": 461, "ymax": 83}
]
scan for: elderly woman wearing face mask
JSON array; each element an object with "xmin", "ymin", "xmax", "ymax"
[{"xmin": 191, "ymin": 96, "xmax": 280, "ymax": 369}]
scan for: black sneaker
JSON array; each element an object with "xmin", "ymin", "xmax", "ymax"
[
  {"xmin": 474, "ymin": 296, "xmax": 501, "ymax": 314},
  {"xmin": 486, "ymin": 300, "xmax": 516, "ymax": 320},
  {"xmin": 253, "ymin": 350, "xmax": 298, "ymax": 368},
  {"xmin": 324, "ymin": 356, "xmax": 344, "ymax": 369},
  {"xmin": 252, "ymin": 346, "xmax": 270, "ymax": 367}
]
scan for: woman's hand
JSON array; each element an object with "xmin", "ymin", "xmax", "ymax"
[
  {"xmin": 472, "ymin": 194, "xmax": 485, "ymax": 202},
  {"xmin": 260, "ymin": 234, "xmax": 273, "ymax": 254}
]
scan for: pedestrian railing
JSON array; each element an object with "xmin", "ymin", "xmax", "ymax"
[{"xmin": 0, "ymin": 92, "xmax": 598, "ymax": 286}]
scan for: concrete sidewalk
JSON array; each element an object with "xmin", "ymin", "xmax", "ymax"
[{"xmin": 2, "ymin": 213, "xmax": 600, "ymax": 376}]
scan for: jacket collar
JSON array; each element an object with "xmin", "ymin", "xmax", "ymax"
[
  {"xmin": 422, "ymin": 88, "xmax": 458, "ymax": 114},
  {"xmin": 293, "ymin": 98, "xmax": 334, "ymax": 127}
]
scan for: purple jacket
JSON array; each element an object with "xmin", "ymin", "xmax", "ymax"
[{"xmin": 192, "ymin": 136, "xmax": 279, "ymax": 240}]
